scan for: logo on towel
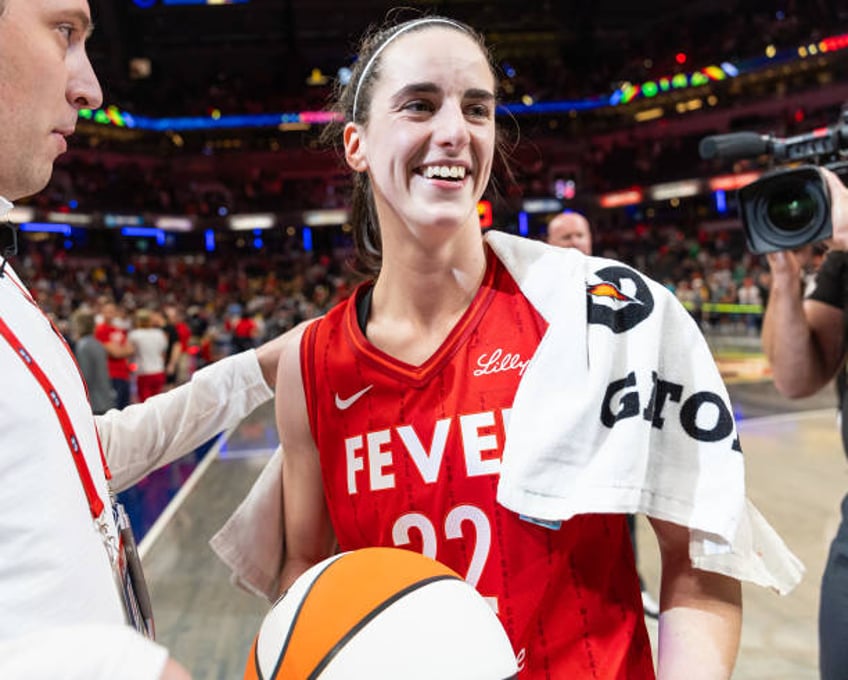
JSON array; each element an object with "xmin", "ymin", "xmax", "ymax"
[{"xmin": 586, "ymin": 266, "xmax": 654, "ymax": 333}]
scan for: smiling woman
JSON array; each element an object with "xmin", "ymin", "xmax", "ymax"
[
  {"xmin": 320, "ymin": 16, "xmax": 504, "ymax": 277},
  {"xmin": 264, "ymin": 11, "xmax": 753, "ymax": 680}
]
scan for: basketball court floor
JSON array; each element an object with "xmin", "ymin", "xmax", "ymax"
[{"xmin": 138, "ymin": 342, "xmax": 846, "ymax": 679}]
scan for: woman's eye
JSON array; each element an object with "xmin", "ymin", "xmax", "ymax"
[
  {"xmin": 467, "ymin": 104, "xmax": 490, "ymax": 118},
  {"xmin": 403, "ymin": 100, "xmax": 433, "ymax": 113}
]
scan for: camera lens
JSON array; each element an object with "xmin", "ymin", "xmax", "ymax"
[
  {"xmin": 738, "ymin": 166, "xmax": 832, "ymax": 254},
  {"xmin": 765, "ymin": 182, "xmax": 818, "ymax": 232}
]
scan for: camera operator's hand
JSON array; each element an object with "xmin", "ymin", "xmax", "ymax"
[
  {"xmin": 764, "ymin": 248, "xmax": 801, "ymax": 283},
  {"xmin": 822, "ymin": 167, "xmax": 848, "ymax": 251}
]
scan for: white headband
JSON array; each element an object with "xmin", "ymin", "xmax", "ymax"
[{"xmin": 351, "ymin": 18, "xmax": 471, "ymax": 121}]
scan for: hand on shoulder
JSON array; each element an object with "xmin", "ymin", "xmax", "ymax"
[{"xmin": 255, "ymin": 318, "xmax": 320, "ymax": 389}]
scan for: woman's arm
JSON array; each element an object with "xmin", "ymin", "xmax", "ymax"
[
  {"xmin": 650, "ymin": 517, "xmax": 742, "ymax": 680},
  {"xmin": 275, "ymin": 321, "xmax": 336, "ymax": 595}
]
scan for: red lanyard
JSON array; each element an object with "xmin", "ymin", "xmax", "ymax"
[{"xmin": 0, "ymin": 275, "xmax": 111, "ymax": 519}]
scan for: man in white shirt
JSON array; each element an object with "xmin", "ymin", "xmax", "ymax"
[{"xmin": 0, "ymin": 2, "xmax": 286, "ymax": 678}]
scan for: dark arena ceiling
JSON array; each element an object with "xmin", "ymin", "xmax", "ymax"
[{"xmin": 87, "ymin": 0, "xmax": 793, "ymax": 115}]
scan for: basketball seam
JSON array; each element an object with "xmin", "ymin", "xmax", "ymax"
[
  {"xmin": 267, "ymin": 557, "xmax": 339, "ymax": 680},
  {"xmin": 253, "ymin": 639, "xmax": 262, "ymax": 680},
  {"xmin": 307, "ymin": 574, "xmax": 462, "ymax": 679}
]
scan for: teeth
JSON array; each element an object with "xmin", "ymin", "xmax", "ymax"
[{"xmin": 424, "ymin": 165, "xmax": 466, "ymax": 179}]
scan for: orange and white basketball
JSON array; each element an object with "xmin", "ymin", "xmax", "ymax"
[{"xmin": 243, "ymin": 547, "xmax": 518, "ymax": 680}]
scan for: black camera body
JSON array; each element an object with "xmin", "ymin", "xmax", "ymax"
[
  {"xmin": 699, "ymin": 113, "xmax": 848, "ymax": 254},
  {"xmin": 737, "ymin": 162, "xmax": 848, "ymax": 254}
]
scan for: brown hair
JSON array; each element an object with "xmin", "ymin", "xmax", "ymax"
[
  {"xmin": 320, "ymin": 14, "xmax": 512, "ymax": 277},
  {"xmin": 72, "ymin": 309, "xmax": 96, "ymax": 338},
  {"xmin": 135, "ymin": 308, "xmax": 154, "ymax": 328}
]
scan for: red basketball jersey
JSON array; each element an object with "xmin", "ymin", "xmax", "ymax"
[{"xmin": 301, "ymin": 250, "xmax": 655, "ymax": 679}]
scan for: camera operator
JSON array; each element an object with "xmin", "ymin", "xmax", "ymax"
[{"xmin": 762, "ymin": 166, "xmax": 848, "ymax": 680}]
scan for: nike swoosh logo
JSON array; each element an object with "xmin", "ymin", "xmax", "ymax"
[{"xmin": 334, "ymin": 384, "xmax": 374, "ymax": 410}]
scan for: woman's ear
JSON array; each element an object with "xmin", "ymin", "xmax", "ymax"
[{"xmin": 343, "ymin": 122, "xmax": 368, "ymax": 173}]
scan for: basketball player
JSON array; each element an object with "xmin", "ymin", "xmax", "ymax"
[
  {"xmin": 546, "ymin": 210, "xmax": 661, "ymax": 621},
  {"xmin": 275, "ymin": 16, "xmax": 745, "ymax": 678},
  {"xmin": 0, "ymin": 2, "xmax": 288, "ymax": 678}
]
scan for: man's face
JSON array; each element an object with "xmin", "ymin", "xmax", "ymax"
[
  {"xmin": 0, "ymin": 0, "xmax": 102, "ymax": 200},
  {"xmin": 547, "ymin": 213, "xmax": 593, "ymax": 255}
]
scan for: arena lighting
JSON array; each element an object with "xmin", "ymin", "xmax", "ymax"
[
  {"xmin": 104, "ymin": 214, "xmax": 145, "ymax": 227},
  {"xmin": 675, "ymin": 98, "xmax": 704, "ymax": 114},
  {"xmin": 611, "ymin": 63, "xmax": 733, "ymax": 106},
  {"xmin": 554, "ymin": 178, "xmax": 576, "ymax": 200},
  {"xmin": 634, "ymin": 107, "xmax": 664, "ymax": 122},
  {"xmin": 708, "ymin": 172, "xmax": 762, "ymax": 191},
  {"xmin": 278, "ymin": 123, "xmax": 311, "ymax": 132},
  {"xmin": 76, "ymin": 29, "xmax": 848, "ymax": 134},
  {"xmin": 521, "ymin": 198, "xmax": 563, "ymax": 214},
  {"xmin": 302, "ymin": 227, "xmax": 313, "ymax": 252},
  {"xmin": 822, "ymin": 33, "xmax": 848, "ymax": 51},
  {"xmin": 714, "ymin": 189, "xmax": 728, "ymax": 214},
  {"xmin": 19, "ymin": 222, "xmax": 72, "ymax": 235},
  {"xmin": 599, "ymin": 188, "xmax": 644, "ymax": 208},
  {"xmin": 518, "ymin": 212, "xmax": 529, "ymax": 237},
  {"xmin": 204, "ymin": 229, "xmax": 216, "ymax": 253},
  {"xmin": 4, "ymin": 207, "xmax": 35, "ymax": 224},
  {"xmin": 154, "ymin": 216, "xmax": 194, "ymax": 232},
  {"xmin": 477, "ymin": 200, "xmax": 493, "ymax": 228},
  {"xmin": 79, "ymin": 108, "xmax": 342, "ymax": 132},
  {"xmin": 229, "ymin": 214, "xmax": 275, "ymax": 231},
  {"xmin": 121, "ymin": 227, "xmax": 166, "ymax": 245},
  {"xmin": 78, "ymin": 105, "xmax": 133, "ymax": 128},
  {"xmin": 306, "ymin": 68, "xmax": 329, "ymax": 86},
  {"xmin": 47, "ymin": 211, "xmax": 92, "ymax": 225},
  {"xmin": 500, "ymin": 97, "xmax": 610, "ymax": 115},
  {"xmin": 650, "ymin": 180, "xmax": 702, "ymax": 202},
  {"xmin": 303, "ymin": 209, "xmax": 349, "ymax": 227}
]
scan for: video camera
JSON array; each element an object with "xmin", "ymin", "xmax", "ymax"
[{"xmin": 698, "ymin": 108, "xmax": 848, "ymax": 254}]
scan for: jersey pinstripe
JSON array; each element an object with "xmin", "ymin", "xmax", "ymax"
[{"xmin": 300, "ymin": 249, "xmax": 655, "ymax": 679}]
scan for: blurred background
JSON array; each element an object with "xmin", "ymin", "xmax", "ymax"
[
  {"xmin": 21, "ymin": 0, "xmax": 845, "ymax": 352},
  {"xmin": 17, "ymin": 3, "xmax": 848, "ymax": 677}
]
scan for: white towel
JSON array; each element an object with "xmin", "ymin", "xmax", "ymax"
[
  {"xmin": 487, "ymin": 230, "xmax": 803, "ymax": 595},
  {"xmin": 209, "ymin": 446, "xmax": 284, "ymax": 601}
]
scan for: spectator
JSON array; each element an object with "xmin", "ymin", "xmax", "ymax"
[
  {"xmin": 95, "ymin": 301, "xmax": 134, "ymax": 409},
  {"xmin": 72, "ymin": 307, "xmax": 115, "ymax": 415},
  {"xmin": 128, "ymin": 308, "xmax": 168, "ymax": 402}
]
